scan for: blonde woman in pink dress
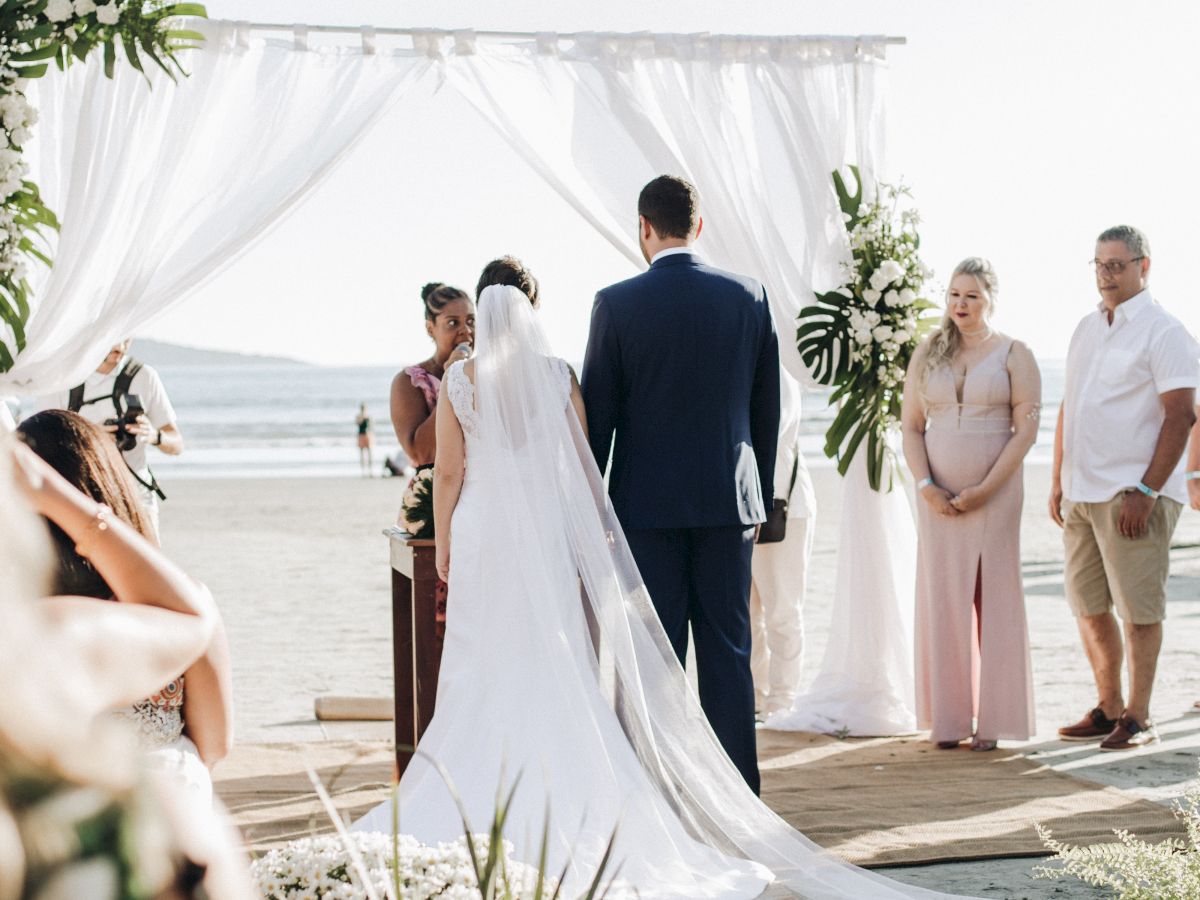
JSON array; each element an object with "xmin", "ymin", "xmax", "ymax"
[{"xmin": 901, "ymin": 258, "xmax": 1040, "ymax": 751}]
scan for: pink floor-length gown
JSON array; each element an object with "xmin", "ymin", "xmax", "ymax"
[{"xmin": 914, "ymin": 337, "xmax": 1035, "ymax": 742}]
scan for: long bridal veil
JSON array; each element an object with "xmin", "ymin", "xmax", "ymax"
[{"xmin": 467, "ymin": 285, "xmax": 956, "ymax": 899}]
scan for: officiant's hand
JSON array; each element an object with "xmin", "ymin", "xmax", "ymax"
[
  {"xmin": 436, "ymin": 539, "xmax": 450, "ymax": 582},
  {"xmin": 921, "ymin": 484, "xmax": 959, "ymax": 517},
  {"xmin": 949, "ymin": 485, "xmax": 989, "ymax": 514}
]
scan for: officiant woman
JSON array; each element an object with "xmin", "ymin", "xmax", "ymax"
[
  {"xmin": 901, "ymin": 257, "xmax": 1040, "ymax": 752},
  {"xmin": 389, "ymin": 283, "xmax": 474, "ymax": 467}
]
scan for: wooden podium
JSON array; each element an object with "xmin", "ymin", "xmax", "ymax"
[{"xmin": 385, "ymin": 527, "xmax": 445, "ymax": 774}]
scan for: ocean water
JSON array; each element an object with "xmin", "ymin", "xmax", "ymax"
[{"xmin": 12, "ymin": 360, "xmax": 1066, "ymax": 479}]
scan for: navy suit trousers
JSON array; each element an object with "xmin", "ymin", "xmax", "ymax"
[{"xmin": 624, "ymin": 525, "xmax": 760, "ymax": 794}]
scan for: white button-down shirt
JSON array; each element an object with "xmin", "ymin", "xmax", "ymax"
[
  {"xmin": 650, "ymin": 245, "xmax": 697, "ymax": 264},
  {"xmin": 1062, "ymin": 289, "xmax": 1200, "ymax": 504}
]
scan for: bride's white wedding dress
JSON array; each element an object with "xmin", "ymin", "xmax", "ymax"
[{"xmin": 354, "ymin": 285, "xmax": 962, "ymax": 899}]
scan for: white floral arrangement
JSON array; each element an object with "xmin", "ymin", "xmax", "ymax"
[
  {"xmin": 797, "ymin": 165, "xmax": 937, "ymax": 490},
  {"xmin": 0, "ymin": 1, "xmax": 205, "ymax": 371},
  {"xmin": 251, "ymin": 831, "xmax": 554, "ymax": 900}
]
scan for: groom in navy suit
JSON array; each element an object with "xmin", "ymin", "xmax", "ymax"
[{"xmin": 581, "ymin": 175, "xmax": 780, "ymax": 793}]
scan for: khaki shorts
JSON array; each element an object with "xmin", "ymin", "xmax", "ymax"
[{"xmin": 1063, "ymin": 494, "xmax": 1182, "ymax": 625}]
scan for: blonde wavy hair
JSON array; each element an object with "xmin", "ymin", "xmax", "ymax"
[{"xmin": 923, "ymin": 257, "xmax": 999, "ymax": 381}]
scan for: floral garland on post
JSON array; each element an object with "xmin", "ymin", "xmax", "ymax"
[
  {"xmin": 797, "ymin": 165, "xmax": 937, "ymax": 491},
  {"xmin": 0, "ymin": 0, "xmax": 206, "ymax": 371}
]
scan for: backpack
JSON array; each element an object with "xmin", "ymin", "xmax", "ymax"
[{"xmin": 67, "ymin": 359, "xmax": 167, "ymax": 501}]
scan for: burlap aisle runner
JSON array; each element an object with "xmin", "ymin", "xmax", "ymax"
[
  {"xmin": 757, "ymin": 729, "xmax": 1185, "ymax": 866},
  {"xmin": 215, "ymin": 734, "xmax": 1186, "ymax": 866}
]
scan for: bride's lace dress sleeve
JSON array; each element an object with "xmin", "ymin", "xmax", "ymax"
[
  {"xmin": 112, "ymin": 677, "xmax": 185, "ymax": 748},
  {"xmin": 446, "ymin": 358, "xmax": 573, "ymax": 442},
  {"xmin": 445, "ymin": 360, "xmax": 479, "ymax": 436}
]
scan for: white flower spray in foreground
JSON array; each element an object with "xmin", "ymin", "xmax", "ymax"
[
  {"xmin": 250, "ymin": 831, "xmax": 552, "ymax": 900},
  {"xmin": 1034, "ymin": 763, "xmax": 1200, "ymax": 899}
]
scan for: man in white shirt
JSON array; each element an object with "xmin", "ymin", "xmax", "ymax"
[
  {"xmin": 750, "ymin": 369, "xmax": 816, "ymax": 717},
  {"xmin": 1051, "ymin": 226, "xmax": 1198, "ymax": 751},
  {"xmin": 37, "ymin": 339, "xmax": 183, "ymax": 533}
]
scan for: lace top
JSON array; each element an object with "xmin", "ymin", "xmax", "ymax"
[
  {"xmin": 113, "ymin": 677, "xmax": 185, "ymax": 748},
  {"xmin": 405, "ymin": 365, "xmax": 441, "ymax": 412},
  {"xmin": 444, "ymin": 358, "xmax": 572, "ymax": 438}
]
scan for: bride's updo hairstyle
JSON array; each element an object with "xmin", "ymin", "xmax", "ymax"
[
  {"xmin": 421, "ymin": 282, "xmax": 470, "ymax": 321},
  {"xmin": 923, "ymin": 256, "xmax": 998, "ymax": 381},
  {"xmin": 476, "ymin": 256, "xmax": 539, "ymax": 308}
]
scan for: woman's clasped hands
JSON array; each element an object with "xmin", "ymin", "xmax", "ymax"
[{"xmin": 920, "ymin": 481, "xmax": 990, "ymax": 516}]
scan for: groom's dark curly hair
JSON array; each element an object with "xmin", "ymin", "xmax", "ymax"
[{"xmin": 638, "ymin": 175, "xmax": 699, "ymax": 239}]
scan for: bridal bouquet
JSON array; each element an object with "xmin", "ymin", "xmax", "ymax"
[
  {"xmin": 399, "ymin": 466, "xmax": 434, "ymax": 538},
  {"xmin": 0, "ymin": 1, "xmax": 206, "ymax": 370},
  {"xmin": 797, "ymin": 165, "xmax": 937, "ymax": 491},
  {"xmin": 251, "ymin": 831, "xmax": 552, "ymax": 899}
]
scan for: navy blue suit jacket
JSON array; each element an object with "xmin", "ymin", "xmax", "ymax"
[{"xmin": 581, "ymin": 252, "xmax": 781, "ymax": 530}]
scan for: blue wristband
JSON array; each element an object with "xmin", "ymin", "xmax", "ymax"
[
  {"xmin": 917, "ymin": 477, "xmax": 934, "ymax": 490},
  {"xmin": 1135, "ymin": 482, "xmax": 1160, "ymax": 499}
]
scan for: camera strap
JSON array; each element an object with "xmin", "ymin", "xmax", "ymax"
[
  {"xmin": 67, "ymin": 359, "xmax": 143, "ymax": 415},
  {"xmin": 123, "ymin": 459, "xmax": 167, "ymax": 502}
]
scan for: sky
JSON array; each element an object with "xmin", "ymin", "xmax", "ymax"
[{"xmin": 140, "ymin": 0, "xmax": 1200, "ymax": 367}]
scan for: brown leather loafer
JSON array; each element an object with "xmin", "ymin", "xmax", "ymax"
[
  {"xmin": 1100, "ymin": 716, "xmax": 1159, "ymax": 751},
  {"xmin": 1058, "ymin": 707, "xmax": 1119, "ymax": 741}
]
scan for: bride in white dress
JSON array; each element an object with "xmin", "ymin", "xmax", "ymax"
[{"xmin": 355, "ymin": 285, "xmax": 961, "ymax": 899}]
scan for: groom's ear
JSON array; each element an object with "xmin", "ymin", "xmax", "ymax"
[
  {"xmin": 639, "ymin": 215, "xmax": 653, "ymax": 242},
  {"xmin": 694, "ymin": 216, "xmax": 704, "ymax": 239}
]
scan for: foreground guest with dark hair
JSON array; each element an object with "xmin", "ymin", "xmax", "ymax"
[
  {"xmin": 582, "ymin": 174, "xmax": 780, "ymax": 792},
  {"xmin": 390, "ymin": 282, "xmax": 475, "ymax": 469},
  {"xmin": 0, "ymin": 437, "xmax": 251, "ymax": 898},
  {"xmin": 902, "ymin": 258, "xmax": 1040, "ymax": 752},
  {"xmin": 1052, "ymin": 225, "xmax": 1199, "ymax": 750},
  {"xmin": 19, "ymin": 409, "xmax": 233, "ymax": 799}
]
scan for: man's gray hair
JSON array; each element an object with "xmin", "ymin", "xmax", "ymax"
[{"xmin": 1097, "ymin": 224, "xmax": 1150, "ymax": 259}]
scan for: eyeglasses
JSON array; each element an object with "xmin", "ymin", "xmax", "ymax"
[{"xmin": 1090, "ymin": 256, "xmax": 1144, "ymax": 275}]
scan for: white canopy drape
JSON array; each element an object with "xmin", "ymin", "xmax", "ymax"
[
  {"xmin": 1, "ymin": 20, "xmax": 432, "ymax": 395},
  {"xmin": 447, "ymin": 30, "xmax": 889, "ymax": 381},
  {"xmin": 2, "ymin": 23, "xmax": 891, "ymax": 396}
]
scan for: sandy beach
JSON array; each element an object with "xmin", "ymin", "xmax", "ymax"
[{"xmin": 159, "ymin": 462, "xmax": 1200, "ymax": 897}]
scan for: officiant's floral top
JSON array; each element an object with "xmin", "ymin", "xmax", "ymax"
[
  {"xmin": 112, "ymin": 677, "xmax": 185, "ymax": 748},
  {"xmin": 405, "ymin": 365, "xmax": 441, "ymax": 411}
]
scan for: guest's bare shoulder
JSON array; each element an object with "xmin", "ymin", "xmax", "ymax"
[
  {"xmin": 909, "ymin": 335, "xmax": 935, "ymax": 366},
  {"xmin": 390, "ymin": 367, "xmax": 425, "ymax": 406},
  {"xmin": 1004, "ymin": 338, "xmax": 1040, "ymax": 374}
]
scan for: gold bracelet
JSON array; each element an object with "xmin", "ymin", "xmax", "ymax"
[{"xmin": 74, "ymin": 504, "xmax": 114, "ymax": 558}]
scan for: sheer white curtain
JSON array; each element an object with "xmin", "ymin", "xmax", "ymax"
[
  {"xmin": 445, "ymin": 31, "xmax": 889, "ymax": 381},
  {"xmin": 2, "ymin": 20, "xmax": 433, "ymax": 395},
  {"xmin": 446, "ymin": 31, "xmax": 916, "ymax": 736}
]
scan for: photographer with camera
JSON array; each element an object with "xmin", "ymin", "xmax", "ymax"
[{"xmin": 35, "ymin": 338, "xmax": 182, "ymax": 535}]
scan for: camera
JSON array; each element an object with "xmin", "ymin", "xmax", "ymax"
[{"xmin": 104, "ymin": 393, "xmax": 145, "ymax": 453}]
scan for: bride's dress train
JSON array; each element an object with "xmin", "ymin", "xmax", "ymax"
[{"xmin": 355, "ymin": 285, "xmax": 962, "ymax": 899}]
